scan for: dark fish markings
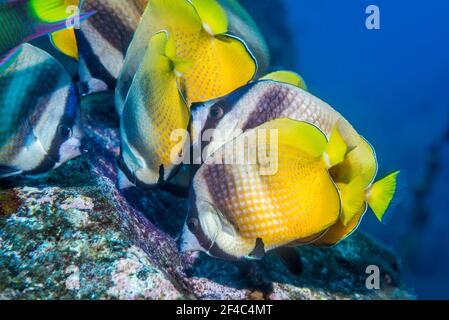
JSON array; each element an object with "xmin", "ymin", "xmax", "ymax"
[
  {"xmin": 203, "ymin": 163, "xmax": 240, "ymax": 229},
  {"xmin": 242, "ymin": 84, "xmax": 292, "ymax": 131},
  {"xmin": 0, "ymin": 60, "xmax": 63, "ymax": 159},
  {"xmin": 83, "ymin": 1, "xmax": 136, "ymax": 55},
  {"xmin": 76, "ymin": 30, "xmax": 117, "ymax": 90}
]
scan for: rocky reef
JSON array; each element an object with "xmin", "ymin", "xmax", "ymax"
[
  {"xmin": 0, "ymin": 166, "xmax": 413, "ymax": 300},
  {"xmin": 0, "ymin": 93, "xmax": 413, "ymax": 300},
  {"xmin": 0, "ymin": 1, "xmax": 413, "ymax": 300}
]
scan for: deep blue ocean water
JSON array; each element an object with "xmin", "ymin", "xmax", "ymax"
[{"xmin": 283, "ymin": 0, "xmax": 449, "ymax": 299}]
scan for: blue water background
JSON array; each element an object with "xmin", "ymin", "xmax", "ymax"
[{"xmin": 282, "ymin": 0, "xmax": 449, "ymax": 299}]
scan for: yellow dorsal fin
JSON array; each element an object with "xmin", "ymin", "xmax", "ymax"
[
  {"xmin": 191, "ymin": 0, "xmax": 228, "ymax": 35},
  {"xmin": 261, "ymin": 70, "xmax": 308, "ymax": 91},
  {"xmin": 31, "ymin": 0, "xmax": 79, "ymax": 23},
  {"xmin": 258, "ymin": 118, "xmax": 328, "ymax": 158},
  {"xmin": 366, "ymin": 171, "xmax": 400, "ymax": 222},
  {"xmin": 337, "ymin": 177, "xmax": 366, "ymax": 225},
  {"xmin": 50, "ymin": 27, "xmax": 78, "ymax": 60},
  {"xmin": 324, "ymin": 125, "xmax": 348, "ymax": 168}
]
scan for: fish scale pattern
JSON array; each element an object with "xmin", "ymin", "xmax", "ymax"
[
  {"xmin": 203, "ymin": 138, "xmax": 341, "ymax": 250},
  {"xmin": 122, "ymin": 33, "xmax": 189, "ymax": 181}
]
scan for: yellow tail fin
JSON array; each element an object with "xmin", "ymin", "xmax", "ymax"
[
  {"xmin": 50, "ymin": 28, "xmax": 78, "ymax": 60},
  {"xmin": 325, "ymin": 125, "xmax": 348, "ymax": 168},
  {"xmin": 367, "ymin": 171, "xmax": 400, "ymax": 222},
  {"xmin": 337, "ymin": 177, "xmax": 366, "ymax": 225}
]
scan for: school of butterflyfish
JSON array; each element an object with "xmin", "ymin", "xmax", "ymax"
[{"xmin": 0, "ymin": 0, "xmax": 399, "ymax": 265}]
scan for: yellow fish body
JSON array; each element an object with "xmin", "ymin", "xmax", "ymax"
[
  {"xmin": 217, "ymin": 0, "xmax": 270, "ymax": 76},
  {"xmin": 118, "ymin": 32, "xmax": 190, "ymax": 189},
  {"xmin": 181, "ymin": 118, "xmax": 346, "ymax": 260},
  {"xmin": 115, "ymin": 0, "xmax": 262, "ymax": 115}
]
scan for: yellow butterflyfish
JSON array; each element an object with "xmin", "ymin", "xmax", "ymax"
[
  {"xmin": 190, "ymin": 80, "xmax": 400, "ymax": 247},
  {"xmin": 115, "ymin": 0, "xmax": 261, "ymax": 115},
  {"xmin": 117, "ymin": 32, "xmax": 190, "ymax": 189},
  {"xmin": 180, "ymin": 118, "xmax": 344, "ymax": 260}
]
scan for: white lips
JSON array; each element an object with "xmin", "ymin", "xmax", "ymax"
[{"xmin": 180, "ymin": 224, "xmax": 204, "ymax": 253}]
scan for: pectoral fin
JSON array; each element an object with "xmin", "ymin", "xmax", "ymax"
[
  {"xmin": 257, "ymin": 118, "xmax": 328, "ymax": 158},
  {"xmin": 325, "ymin": 125, "xmax": 348, "ymax": 168}
]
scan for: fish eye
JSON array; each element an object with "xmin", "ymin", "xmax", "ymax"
[
  {"xmin": 187, "ymin": 217, "xmax": 200, "ymax": 232},
  {"xmin": 209, "ymin": 105, "xmax": 224, "ymax": 120},
  {"xmin": 58, "ymin": 125, "xmax": 72, "ymax": 139}
]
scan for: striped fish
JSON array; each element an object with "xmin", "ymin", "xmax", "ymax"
[
  {"xmin": 0, "ymin": 43, "xmax": 82, "ymax": 178},
  {"xmin": 76, "ymin": 0, "xmax": 148, "ymax": 95}
]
